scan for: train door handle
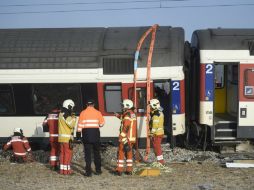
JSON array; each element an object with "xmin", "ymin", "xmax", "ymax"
[{"xmin": 240, "ymin": 108, "xmax": 247, "ymax": 118}]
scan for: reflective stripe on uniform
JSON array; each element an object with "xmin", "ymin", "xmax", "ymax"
[
  {"xmin": 47, "ymin": 118, "xmax": 58, "ymax": 120},
  {"xmin": 126, "ymin": 164, "xmax": 133, "ymax": 166},
  {"xmin": 14, "ymin": 152, "xmax": 26, "ymax": 156},
  {"xmin": 157, "ymin": 155, "xmax": 164, "ymax": 161},
  {"xmin": 82, "ymin": 124, "xmax": 99, "ymax": 127},
  {"xmin": 10, "ymin": 139, "xmax": 26, "ymax": 143},
  {"xmin": 50, "ymin": 156, "xmax": 59, "ymax": 161},
  {"xmin": 63, "ymin": 165, "xmax": 68, "ymax": 170},
  {"xmin": 79, "ymin": 119, "xmax": 99, "ymax": 127},
  {"xmin": 151, "ymin": 128, "xmax": 163, "ymax": 133},
  {"xmin": 59, "ymin": 134, "xmax": 72, "ymax": 138},
  {"xmin": 50, "ymin": 134, "xmax": 58, "ymax": 137},
  {"xmin": 81, "ymin": 119, "xmax": 99, "ymax": 123}
]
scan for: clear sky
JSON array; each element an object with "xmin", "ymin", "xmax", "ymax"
[{"xmin": 0, "ymin": 0, "xmax": 253, "ymax": 40}]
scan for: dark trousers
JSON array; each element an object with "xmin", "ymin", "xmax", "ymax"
[{"xmin": 83, "ymin": 142, "xmax": 101, "ymax": 174}]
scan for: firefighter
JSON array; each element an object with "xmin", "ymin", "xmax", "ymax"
[
  {"xmin": 43, "ymin": 105, "xmax": 61, "ymax": 170},
  {"xmin": 115, "ymin": 99, "xmax": 137, "ymax": 176},
  {"xmin": 3, "ymin": 128, "xmax": 32, "ymax": 163},
  {"xmin": 58, "ymin": 99, "xmax": 77, "ymax": 175},
  {"xmin": 77, "ymin": 99, "xmax": 105, "ymax": 177},
  {"xmin": 149, "ymin": 99, "xmax": 165, "ymax": 164}
]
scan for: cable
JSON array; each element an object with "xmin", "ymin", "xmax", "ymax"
[
  {"xmin": 0, "ymin": 0, "xmax": 193, "ymax": 7},
  {"xmin": 0, "ymin": 3, "xmax": 253, "ymax": 14}
]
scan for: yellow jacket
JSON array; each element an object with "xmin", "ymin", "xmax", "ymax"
[
  {"xmin": 150, "ymin": 110, "xmax": 164, "ymax": 136},
  {"xmin": 58, "ymin": 112, "xmax": 77, "ymax": 143}
]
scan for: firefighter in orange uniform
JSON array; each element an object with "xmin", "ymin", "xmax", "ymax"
[
  {"xmin": 77, "ymin": 99, "xmax": 105, "ymax": 177},
  {"xmin": 43, "ymin": 106, "xmax": 61, "ymax": 170},
  {"xmin": 115, "ymin": 99, "xmax": 137, "ymax": 176},
  {"xmin": 58, "ymin": 99, "xmax": 77, "ymax": 175},
  {"xmin": 3, "ymin": 128, "xmax": 32, "ymax": 163},
  {"xmin": 149, "ymin": 99, "xmax": 165, "ymax": 164}
]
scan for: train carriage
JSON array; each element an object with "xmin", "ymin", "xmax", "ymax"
[
  {"xmin": 0, "ymin": 26, "xmax": 185, "ymax": 147},
  {"xmin": 187, "ymin": 29, "xmax": 254, "ymax": 148}
]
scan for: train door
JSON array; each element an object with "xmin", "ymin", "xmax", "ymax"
[
  {"xmin": 122, "ymin": 82, "xmax": 152, "ymax": 146},
  {"xmin": 153, "ymin": 80, "xmax": 172, "ymax": 143},
  {"xmin": 213, "ymin": 63, "xmax": 239, "ymax": 142},
  {"xmin": 237, "ymin": 64, "xmax": 254, "ymax": 138}
]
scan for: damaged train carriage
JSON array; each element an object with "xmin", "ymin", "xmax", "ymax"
[{"xmin": 0, "ymin": 26, "xmax": 185, "ymax": 148}]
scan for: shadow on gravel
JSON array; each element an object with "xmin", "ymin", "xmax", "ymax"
[{"xmin": 71, "ymin": 161, "xmax": 86, "ymax": 175}]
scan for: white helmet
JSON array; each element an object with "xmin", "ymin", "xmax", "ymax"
[
  {"xmin": 149, "ymin": 99, "xmax": 160, "ymax": 110},
  {"xmin": 14, "ymin": 128, "xmax": 23, "ymax": 134},
  {"xmin": 63, "ymin": 99, "xmax": 75, "ymax": 110},
  {"xmin": 122, "ymin": 99, "xmax": 133, "ymax": 109}
]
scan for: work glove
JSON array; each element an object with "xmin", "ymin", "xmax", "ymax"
[
  {"xmin": 76, "ymin": 132, "xmax": 81, "ymax": 140},
  {"xmin": 123, "ymin": 142, "xmax": 131, "ymax": 152},
  {"xmin": 69, "ymin": 139, "xmax": 74, "ymax": 150}
]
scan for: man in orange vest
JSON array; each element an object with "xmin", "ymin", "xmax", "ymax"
[
  {"xmin": 115, "ymin": 99, "xmax": 137, "ymax": 176},
  {"xmin": 77, "ymin": 99, "xmax": 105, "ymax": 177},
  {"xmin": 3, "ymin": 128, "xmax": 32, "ymax": 163},
  {"xmin": 43, "ymin": 105, "xmax": 61, "ymax": 170},
  {"xmin": 58, "ymin": 99, "xmax": 77, "ymax": 175}
]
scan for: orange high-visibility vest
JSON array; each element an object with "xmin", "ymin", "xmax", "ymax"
[{"xmin": 77, "ymin": 106, "xmax": 105, "ymax": 132}]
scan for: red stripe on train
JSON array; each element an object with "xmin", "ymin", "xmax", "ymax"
[
  {"xmin": 180, "ymin": 79, "xmax": 185, "ymax": 113},
  {"xmin": 200, "ymin": 64, "xmax": 206, "ymax": 101}
]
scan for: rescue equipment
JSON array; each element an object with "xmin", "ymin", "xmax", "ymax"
[{"xmin": 133, "ymin": 24, "xmax": 158, "ymax": 161}]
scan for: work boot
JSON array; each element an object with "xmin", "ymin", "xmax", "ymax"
[
  {"xmin": 94, "ymin": 170, "xmax": 102, "ymax": 175},
  {"xmin": 50, "ymin": 165, "xmax": 58, "ymax": 171},
  {"xmin": 114, "ymin": 171, "xmax": 122, "ymax": 176},
  {"xmin": 84, "ymin": 172, "xmax": 92, "ymax": 177},
  {"xmin": 125, "ymin": 171, "xmax": 132, "ymax": 175}
]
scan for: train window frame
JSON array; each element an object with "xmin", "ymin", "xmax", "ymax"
[
  {"xmin": 128, "ymin": 87, "xmax": 146, "ymax": 113},
  {"xmin": 229, "ymin": 65, "xmax": 239, "ymax": 85},
  {"xmin": 32, "ymin": 83, "xmax": 83, "ymax": 115},
  {"xmin": 0, "ymin": 85, "xmax": 16, "ymax": 115},
  {"xmin": 104, "ymin": 84, "xmax": 122, "ymax": 113},
  {"xmin": 244, "ymin": 68, "xmax": 254, "ymax": 99}
]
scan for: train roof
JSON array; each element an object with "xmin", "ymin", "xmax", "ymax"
[
  {"xmin": 0, "ymin": 26, "xmax": 184, "ymax": 70},
  {"xmin": 191, "ymin": 28, "xmax": 254, "ymax": 51}
]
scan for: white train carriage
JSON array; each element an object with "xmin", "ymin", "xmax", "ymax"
[
  {"xmin": 0, "ymin": 26, "xmax": 185, "ymax": 147},
  {"xmin": 187, "ymin": 29, "xmax": 254, "ymax": 148}
]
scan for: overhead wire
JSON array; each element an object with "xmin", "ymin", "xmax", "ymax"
[
  {"xmin": 0, "ymin": 1, "xmax": 253, "ymax": 14},
  {"xmin": 0, "ymin": 0, "xmax": 194, "ymax": 7}
]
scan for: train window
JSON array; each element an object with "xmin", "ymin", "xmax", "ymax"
[
  {"xmin": 103, "ymin": 58, "xmax": 134, "ymax": 75},
  {"xmin": 244, "ymin": 69, "xmax": 254, "ymax": 98},
  {"xmin": 104, "ymin": 84, "xmax": 122, "ymax": 113},
  {"xmin": 128, "ymin": 87, "xmax": 146, "ymax": 113},
  {"xmin": 0, "ymin": 85, "xmax": 15, "ymax": 114},
  {"xmin": 32, "ymin": 84, "xmax": 82, "ymax": 114},
  {"xmin": 215, "ymin": 65, "xmax": 224, "ymax": 88},
  {"xmin": 249, "ymin": 40, "xmax": 254, "ymax": 55}
]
